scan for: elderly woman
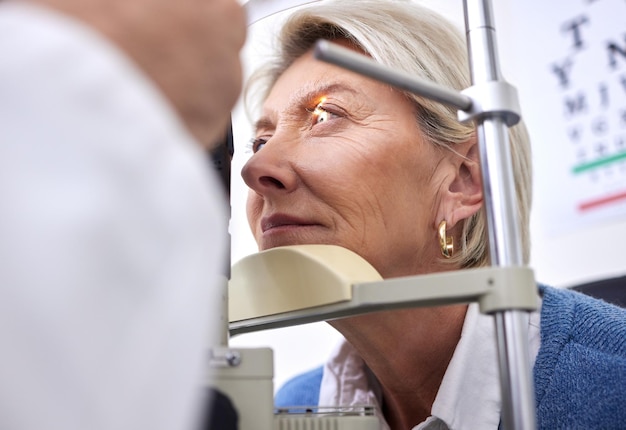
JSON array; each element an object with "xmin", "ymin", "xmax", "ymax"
[{"xmin": 240, "ymin": 1, "xmax": 626, "ymax": 429}]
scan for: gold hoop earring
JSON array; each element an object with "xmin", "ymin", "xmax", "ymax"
[{"xmin": 438, "ymin": 220, "xmax": 454, "ymax": 259}]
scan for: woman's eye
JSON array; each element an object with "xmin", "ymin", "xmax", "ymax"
[
  {"xmin": 249, "ymin": 137, "xmax": 268, "ymax": 153},
  {"xmin": 314, "ymin": 108, "xmax": 331, "ymax": 124},
  {"xmin": 311, "ymin": 104, "xmax": 338, "ymax": 126}
]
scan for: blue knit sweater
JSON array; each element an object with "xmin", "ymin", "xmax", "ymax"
[{"xmin": 275, "ymin": 286, "xmax": 626, "ymax": 429}]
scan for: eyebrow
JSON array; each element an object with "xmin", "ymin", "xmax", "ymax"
[{"xmin": 254, "ymin": 82, "xmax": 360, "ymax": 133}]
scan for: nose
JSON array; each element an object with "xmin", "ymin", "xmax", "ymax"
[{"xmin": 241, "ymin": 140, "xmax": 298, "ymax": 196}]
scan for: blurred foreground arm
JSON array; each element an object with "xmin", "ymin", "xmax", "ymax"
[{"xmin": 25, "ymin": 0, "xmax": 247, "ymax": 147}]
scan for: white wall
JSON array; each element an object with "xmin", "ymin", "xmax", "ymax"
[{"xmin": 230, "ymin": 0, "xmax": 626, "ymax": 393}]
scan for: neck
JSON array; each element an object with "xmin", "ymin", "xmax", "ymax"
[{"xmin": 330, "ymin": 304, "xmax": 468, "ymax": 429}]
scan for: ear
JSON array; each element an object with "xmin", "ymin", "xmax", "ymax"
[{"xmin": 436, "ymin": 139, "xmax": 483, "ymax": 230}]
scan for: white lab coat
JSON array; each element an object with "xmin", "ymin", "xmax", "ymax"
[{"xmin": 0, "ymin": 3, "xmax": 227, "ymax": 429}]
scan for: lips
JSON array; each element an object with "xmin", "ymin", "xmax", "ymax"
[{"xmin": 260, "ymin": 214, "xmax": 318, "ymax": 233}]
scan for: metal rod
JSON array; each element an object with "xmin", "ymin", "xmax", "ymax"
[
  {"xmin": 476, "ymin": 118, "xmax": 523, "ymax": 264},
  {"xmin": 495, "ymin": 311, "xmax": 536, "ymax": 430},
  {"xmin": 314, "ymin": 40, "xmax": 473, "ymax": 111},
  {"xmin": 464, "ymin": 0, "xmax": 537, "ymax": 429}
]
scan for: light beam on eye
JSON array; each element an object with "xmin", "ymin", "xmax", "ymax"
[
  {"xmin": 313, "ymin": 96, "xmax": 327, "ymax": 114},
  {"xmin": 312, "ymin": 96, "xmax": 327, "ymax": 118},
  {"xmin": 312, "ymin": 97, "xmax": 330, "ymax": 124}
]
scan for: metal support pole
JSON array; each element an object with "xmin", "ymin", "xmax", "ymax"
[{"xmin": 463, "ymin": 1, "xmax": 536, "ymax": 429}]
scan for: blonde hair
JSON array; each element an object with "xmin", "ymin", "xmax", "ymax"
[{"xmin": 246, "ymin": 0, "xmax": 532, "ymax": 267}]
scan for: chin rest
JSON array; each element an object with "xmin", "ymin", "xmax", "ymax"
[
  {"xmin": 228, "ymin": 245, "xmax": 538, "ymax": 337},
  {"xmin": 229, "ymin": 245, "xmax": 382, "ymax": 322}
]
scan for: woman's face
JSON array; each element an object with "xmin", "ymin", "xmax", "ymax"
[{"xmin": 242, "ymin": 47, "xmax": 456, "ymax": 278}]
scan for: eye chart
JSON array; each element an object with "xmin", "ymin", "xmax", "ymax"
[{"xmin": 502, "ymin": 0, "xmax": 626, "ymax": 236}]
